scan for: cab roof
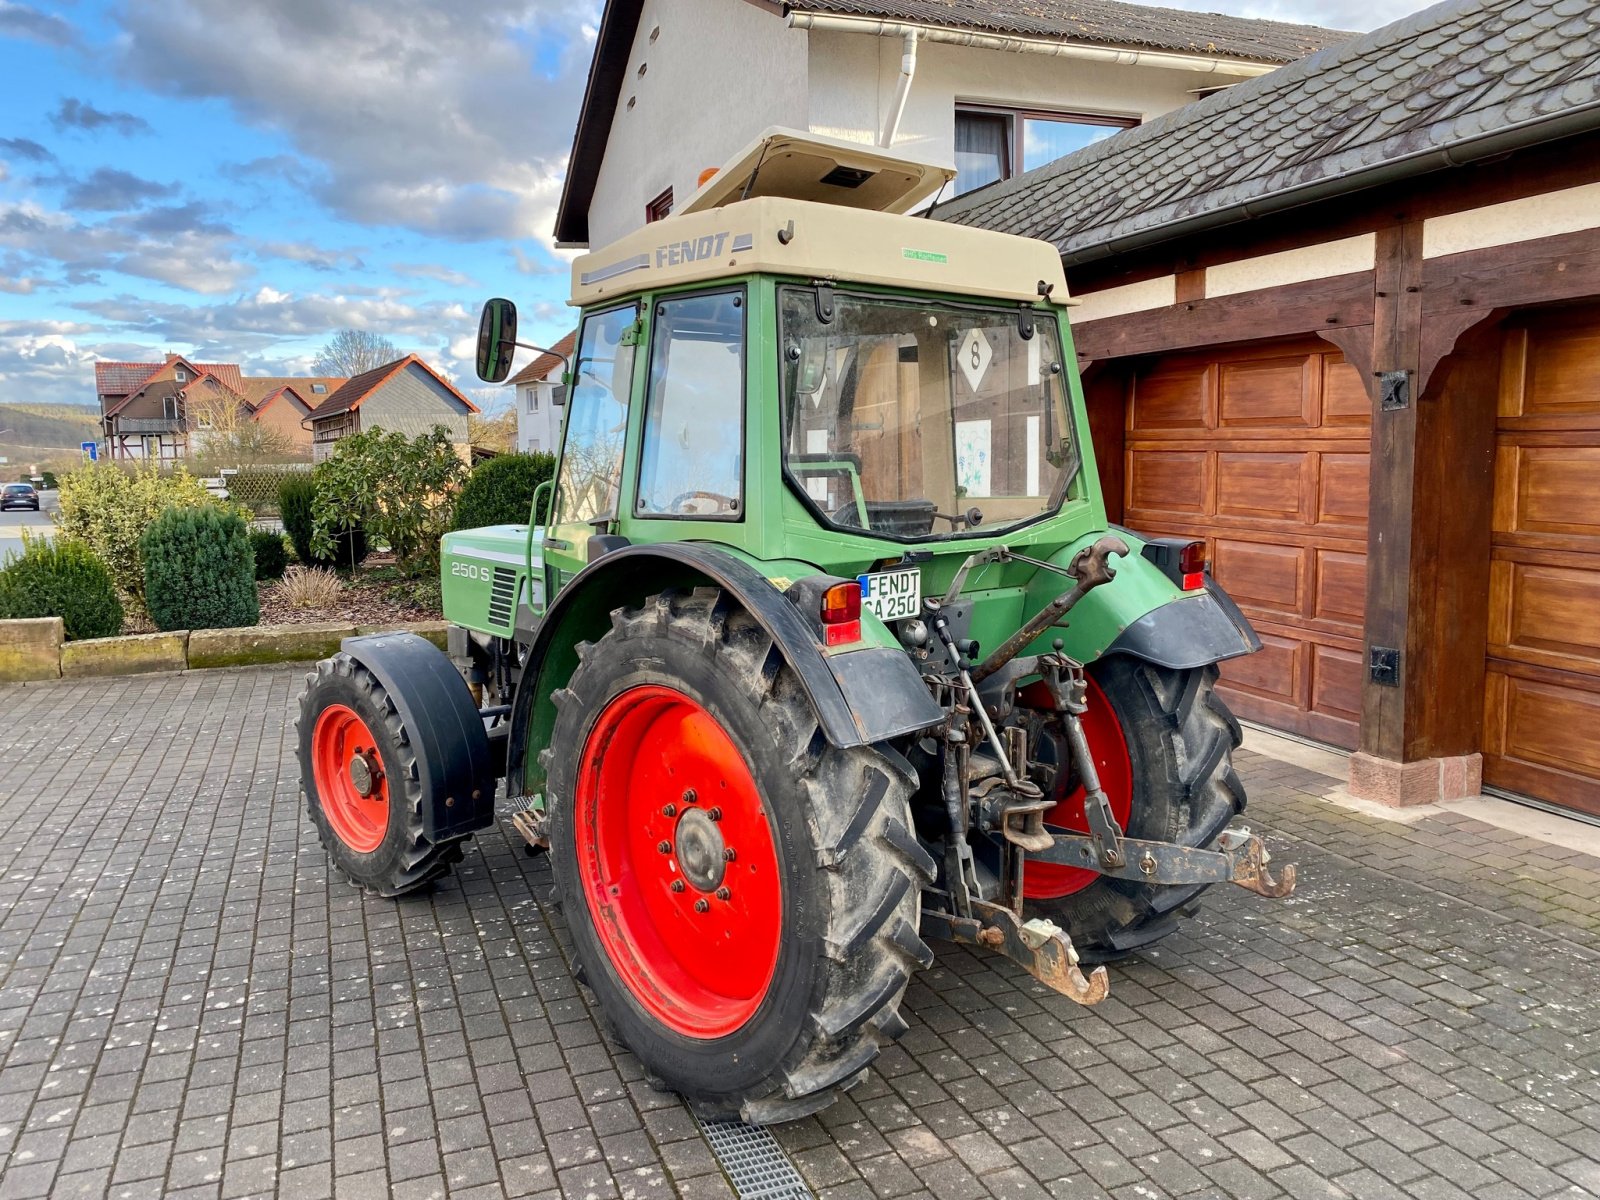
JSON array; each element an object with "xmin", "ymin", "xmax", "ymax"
[{"xmin": 569, "ymin": 133, "xmax": 1069, "ymax": 309}]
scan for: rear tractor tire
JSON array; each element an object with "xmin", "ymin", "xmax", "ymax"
[
  {"xmin": 1025, "ymin": 656, "xmax": 1245, "ymax": 961},
  {"xmin": 545, "ymin": 588, "xmax": 936, "ymax": 1124},
  {"xmin": 298, "ymin": 654, "xmax": 465, "ymax": 896}
]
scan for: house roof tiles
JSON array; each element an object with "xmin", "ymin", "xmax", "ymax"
[
  {"xmin": 935, "ymin": 0, "xmax": 1600, "ymax": 262},
  {"xmin": 792, "ymin": 1, "xmax": 1349, "ymax": 65},
  {"xmin": 310, "ymin": 355, "xmax": 480, "ymax": 421}
]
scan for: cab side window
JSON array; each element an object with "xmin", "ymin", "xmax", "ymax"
[
  {"xmin": 554, "ymin": 304, "xmax": 639, "ymax": 528},
  {"xmin": 636, "ymin": 290, "xmax": 745, "ymax": 518}
]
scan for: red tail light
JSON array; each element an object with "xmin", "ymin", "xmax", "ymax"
[
  {"xmin": 821, "ymin": 581, "xmax": 862, "ymax": 647},
  {"xmin": 1179, "ymin": 540, "xmax": 1207, "ymax": 591}
]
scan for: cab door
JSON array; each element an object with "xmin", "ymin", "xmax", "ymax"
[{"xmin": 543, "ymin": 302, "xmax": 642, "ymax": 597}]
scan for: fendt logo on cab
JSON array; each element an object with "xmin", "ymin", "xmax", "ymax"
[{"xmin": 656, "ymin": 232, "xmax": 730, "ymax": 267}]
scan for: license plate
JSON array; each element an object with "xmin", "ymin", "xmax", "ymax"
[{"xmin": 858, "ymin": 567, "xmax": 921, "ymax": 621}]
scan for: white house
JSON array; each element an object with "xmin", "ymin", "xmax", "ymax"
[
  {"xmin": 553, "ymin": 0, "xmax": 1349, "ymax": 250},
  {"xmin": 508, "ymin": 330, "xmax": 574, "ymax": 455}
]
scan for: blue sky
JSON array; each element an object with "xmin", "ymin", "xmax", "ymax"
[
  {"xmin": 0, "ymin": 0, "xmax": 599, "ymax": 411},
  {"xmin": 1, "ymin": 0, "xmax": 1412, "ymax": 414}
]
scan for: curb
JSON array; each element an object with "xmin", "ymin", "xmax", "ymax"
[{"xmin": 0, "ymin": 618, "xmax": 450, "ymax": 682}]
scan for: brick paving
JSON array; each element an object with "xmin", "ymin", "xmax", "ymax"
[{"xmin": 1, "ymin": 665, "xmax": 1599, "ymax": 1200}]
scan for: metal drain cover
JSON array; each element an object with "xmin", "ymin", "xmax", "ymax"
[{"xmin": 696, "ymin": 1116, "xmax": 813, "ymax": 1200}]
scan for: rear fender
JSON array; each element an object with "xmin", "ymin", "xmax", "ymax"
[
  {"xmin": 506, "ymin": 543, "xmax": 944, "ymax": 801},
  {"xmin": 1030, "ymin": 534, "xmax": 1260, "ymax": 670},
  {"xmin": 337, "ymin": 632, "xmax": 497, "ymax": 839}
]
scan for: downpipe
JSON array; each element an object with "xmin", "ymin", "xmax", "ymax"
[{"xmin": 879, "ymin": 30, "xmax": 918, "ymax": 148}]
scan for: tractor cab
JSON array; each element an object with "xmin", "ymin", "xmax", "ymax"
[{"xmin": 298, "ymin": 128, "xmax": 1293, "ymax": 1128}]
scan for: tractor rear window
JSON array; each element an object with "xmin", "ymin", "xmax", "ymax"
[{"xmin": 779, "ymin": 287, "xmax": 1079, "ymax": 541}]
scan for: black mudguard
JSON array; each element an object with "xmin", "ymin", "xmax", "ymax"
[
  {"xmin": 507, "ymin": 543, "xmax": 944, "ymax": 798},
  {"xmin": 338, "ymin": 632, "xmax": 497, "ymax": 840},
  {"xmin": 1102, "ymin": 579, "xmax": 1262, "ymax": 670}
]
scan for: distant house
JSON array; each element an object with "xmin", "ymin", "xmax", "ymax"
[
  {"xmin": 94, "ymin": 355, "xmax": 347, "ymax": 461},
  {"xmin": 307, "ymin": 355, "xmax": 479, "ymax": 462},
  {"xmin": 508, "ymin": 330, "xmax": 574, "ymax": 454},
  {"xmin": 96, "ymin": 356, "xmax": 246, "ymax": 462}
]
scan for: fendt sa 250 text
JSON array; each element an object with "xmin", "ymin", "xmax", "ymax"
[{"xmin": 298, "ymin": 131, "xmax": 1295, "ymax": 1124}]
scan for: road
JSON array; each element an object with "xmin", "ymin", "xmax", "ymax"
[{"xmin": 0, "ymin": 492, "xmax": 55, "ymax": 560}]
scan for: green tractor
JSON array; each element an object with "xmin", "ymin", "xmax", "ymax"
[{"xmin": 297, "ymin": 131, "xmax": 1294, "ymax": 1125}]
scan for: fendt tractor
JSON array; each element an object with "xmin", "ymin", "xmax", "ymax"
[{"xmin": 297, "ymin": 130, "xmax": 1296, "ymax": 1124}]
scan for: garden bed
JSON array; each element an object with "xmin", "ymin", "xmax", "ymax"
[{"xmin": 120, "ymin": 555, "xmax": 443, "ymax": 635}]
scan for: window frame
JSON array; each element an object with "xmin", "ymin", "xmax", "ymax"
[
  {"xmin": 549, "ymin": 299, "xmax": 641, "ymax": 530},
  {"xmin": 633, "ymin": 284, "xmax": 748, "ymax": 524},
  {"xmin": 953, "ymin": 103, "xmax": 1137, "ymax": 194},
  {"xmin": 774, "ymin": 281, "xmax": 1082, "ymax": 545},
  {"xmin": 645, "ymin": 186, "xmax": 674, "ymax": 223}
]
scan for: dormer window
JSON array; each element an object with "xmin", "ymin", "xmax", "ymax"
[{"xmin": 174, "ymin": 367, "xmax": 187, "ymax": 383}]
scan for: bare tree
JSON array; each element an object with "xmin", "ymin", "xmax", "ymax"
[
  {"xmin": 187, "ymin": 386, "xmax": 298, "ymax": 469},
  {"xmin": 313, "ymin": 329, "xmax": 400, "ymax": 377}
]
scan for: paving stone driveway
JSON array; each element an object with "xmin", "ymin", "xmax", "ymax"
[{"xmin": 1, "ymin": 665, "xmax": 1599, "ymax": 1200}]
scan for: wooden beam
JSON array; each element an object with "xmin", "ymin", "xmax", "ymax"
[
  {"xmin": 1071, "ymin": 270, "xmax": 1374, "ymax": 361},
  {"xmin": 1359, "ymin": 221, "xmax": 1423, "ymax": 762}
]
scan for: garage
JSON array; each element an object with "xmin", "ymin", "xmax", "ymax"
[
  {"xmin": 1092, "ymin": 338, "xmax": 1371, "ymax": 748},
  {"xmin": 1484, "ymin": 306, "xmax": 1600, "ymax": 816}
]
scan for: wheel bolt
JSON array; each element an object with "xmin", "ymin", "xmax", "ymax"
[
  {"xmin": 708, "ymin": 807, "xmax": 722, "ymax": 822},
  {"xmin": 662, "ymin": 803, "xmax": 677, "ymax": 817},
  {"xmin": 657, "ymin": 840, "xmax": 672, "ymax": 854},
  {"xmin": 694, "ymin": 898, "xmax": 709, "ymax": 913},
  {"xmin": 723, "ymin": 848, "xmax": 737, "ymax": 862},
  {"xmin": 715, "ymin": 887, "xmax": 730, "ymax": 901},
  {"xmin": 682, "ymin": 788, "xmax": 697, "ymax": 804},
  {"xmin": 670, "ymin": 880, "xmax": 685, "ymax": 893}
]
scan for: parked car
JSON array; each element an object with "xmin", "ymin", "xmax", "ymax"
[{"xmin": 1, "ymin": 483, "xmax": 40, "ymax": 511}]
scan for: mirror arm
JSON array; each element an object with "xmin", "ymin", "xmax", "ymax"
[{"xmin": 501, "ymin": 341, "xmax": 570, "ymax": 376}]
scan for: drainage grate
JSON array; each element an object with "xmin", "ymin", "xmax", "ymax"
[{"xmin": 696, "ymin": 1116, "xmax": 813, "ymax": 1200}]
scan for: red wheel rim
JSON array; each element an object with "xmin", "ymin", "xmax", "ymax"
[
  {"xmin": 1024, "ymin": 675, "xmax": 1134, "ymax": 900},
  {"xmin": 311, "ymin": 704, "xmax": 391, "ymax": 854},
  {"xmin": 573, "ymin": 685, "xmax": 781, "ymax": 1039}
]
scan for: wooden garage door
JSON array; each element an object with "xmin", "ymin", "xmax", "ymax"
[
  {"xmin": 1484, "ymin": 307, "xmax": 1600, "ymax": 815},
  {"xmin": 1119, "ymin": 339, "xmax": 1372, "ymax": 747}
]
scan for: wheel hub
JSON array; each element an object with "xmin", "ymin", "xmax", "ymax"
[
  {"xmin": 349, "ymin": 750, "xmax": 378, "ymax": 797},
  {"xmin": 674, "ymin": 807, "xmax": 726, "ymax": 892}
]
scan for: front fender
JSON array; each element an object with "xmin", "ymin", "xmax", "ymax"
[{"xmin": 506, "ymin": 543, "xmax": 943, "ymax": 800}]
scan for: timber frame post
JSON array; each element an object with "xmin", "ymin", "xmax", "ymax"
[{"xmin": 1343, "ymin": 221, "xmax": 1497, "ymax": 805}]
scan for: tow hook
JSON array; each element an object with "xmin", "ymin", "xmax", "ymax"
[{"xmin": 921, "ymin": 899, "xmax": 1109, "ymax": 1006}]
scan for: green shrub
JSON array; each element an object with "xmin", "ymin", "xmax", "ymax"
[
  {"xmin": 0, "ymin": 536, "xmax": 123, "ymax": 640},
  {"xmin": 141, "ymin": 506, "xmax": 260, "ymax": 632},
  {"xmin": 57, "ymin": 461, "xmax": 231, "ymax": 601},
  {"xmin": 452, "ymin": 452, "xmax": 556, "ymax": 531},
  {"xmin": 280, "ymin": 472, "xmax": 367, "ymax": 568},
  {"xmin": 40, "ymin": 471, "xmax": 58, "ymax": 490},
  {"xmin": 250, "ymin": 529, "xmax": 289, "ymax": 580},
  {"xmin": 313, "ymin": 426, "xmax": 465, "ymax": 575}
]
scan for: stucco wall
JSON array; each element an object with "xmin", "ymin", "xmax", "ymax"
[
  {"xmin": 515, "ymin": 379, "xmax": 562, "ymax": 454},
  {"xmin": 806, "ymin": 31, "xmax": 1253, "ymax": 171},
  {"xmin": 360, "ymin": 363, "xmax": 471, "ymax": 443},
  {"xmin": 586, "ymin": 0, "xmax": 809, "ymax": 249}
]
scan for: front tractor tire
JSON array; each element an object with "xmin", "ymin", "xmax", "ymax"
[
  {"xmin": 545, "ymin": 588, "xmax": 936, "ymax": 1125},
  {"xmin": 1026, "ymin": 657, "xmax": 1246, "ymax": 961},
  {"xmin": 298, "ymin": 655, "xmax": 465, "ymax": 896}
]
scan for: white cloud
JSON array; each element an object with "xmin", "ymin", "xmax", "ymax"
[{"xmin": 114, "ymin": 0, "xmax": 598, "ymax": 249}]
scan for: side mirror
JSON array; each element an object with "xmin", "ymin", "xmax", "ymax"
[{"xmin": 476, "ymin": 298, "xmax": 518, "ymax": 383}]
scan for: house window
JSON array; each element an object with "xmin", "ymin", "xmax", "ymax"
[
  {"xmin": 174, "ymin": 367, "xmax": 187, "ymax": 383},
  {"xmin": 646, "ymin": 187, "xmax": 673, "ymax": 223},
  {"xmin": 311, "ymin": 383, "xmax": 327, "ymax": 394},
  {"xmin": 526, "ymin": 386, "xmax": 539, "ymax": 414},
  {"xmin": 197, "ymin": 412, "xmax": 213, "ymax": 430},
  {"xmin": 953, "ymin": 105, "xmax": 1136, "ymax": 196},
  {"xmin": 163, "ymin": 397, "xmax": 179, "ymax": 420}
]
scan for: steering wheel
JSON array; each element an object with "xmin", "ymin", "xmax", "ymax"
[{"xmin": 667, "ymin": 490, "xmax": 737, "ymax": 515}]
